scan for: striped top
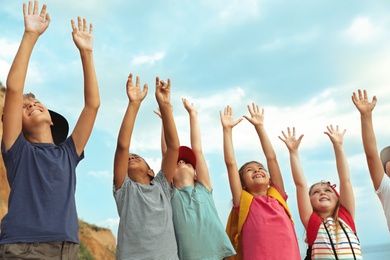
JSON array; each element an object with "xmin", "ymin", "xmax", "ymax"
[{"xmin": 311, "ymin": 218, "xmax": 362, "ymax": 259}]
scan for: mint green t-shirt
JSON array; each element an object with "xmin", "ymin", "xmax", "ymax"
[{"xmin": 171, "ymin": 182, "xmax": 236, "ymax": 260}]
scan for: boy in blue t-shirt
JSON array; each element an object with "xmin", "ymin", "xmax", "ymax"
[{"xmin": 0, "ymin": 1, "xmax": 100, "ymax": 258}]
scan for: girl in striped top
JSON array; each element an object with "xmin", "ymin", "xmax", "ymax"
[{"xmin": 280, "ymin": 125, "xmax": 362, "ymax": 259}]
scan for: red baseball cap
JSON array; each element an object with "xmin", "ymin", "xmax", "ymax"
[{"xmin": 178, "ymin": 146, "xmax": 196, "ymax": 169}]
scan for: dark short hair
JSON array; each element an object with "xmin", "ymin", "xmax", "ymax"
[{"xmin": 129, "ymin": 153, "xmax": 151, "ymax": 169}]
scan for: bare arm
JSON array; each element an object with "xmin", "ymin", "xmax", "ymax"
[
  {"xmin": 324, "ymin": 125, "xmax": 355, "ymax": 218},
  {"xmin": 69, "ymin": 17, "xmax": 100, "ymax": 156},
  {"xmin": 182, "ymin": 98, "xmax": 211, "ymax": 190},
  {"xmin": 244, "ymin": 103, "xmax": 284, "ymax": 192},
  {"xmin": 220, "ymin": 106, "xmax": 243, "ymax": 206},
  {"xmin": 153, "ymin": 108, "xmax": 167, "ymax": 159},
  {"xmin": 352, "ymin": 89, "xmax": 384, "ymax": 190},
  {"xmin": 3, "ymin": 1, "xmax": 50, "ymax": 151},
  {"xmin": 156, "ymin": 77, "xmax": 179, "ymax": 183},
  {"xmin": 279, "ymin": 127, "xmax": 312, "ymax": 229},
  {"xmin": 113, "ymin": 74, "xmax": 148, "ymax": 189}
]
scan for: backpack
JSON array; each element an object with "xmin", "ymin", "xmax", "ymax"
[
  {"xmin": 304, "ymin": 205, "xmax": 358, "ymax": 260},
  {"xmin": 225, "ymin": 185, "xmax": 293, "ymax": 260}
]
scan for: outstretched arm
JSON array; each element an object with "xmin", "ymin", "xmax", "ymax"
[
  {"xmin": 70, "ymin": 17, "xmax": 100, "ymax": 156},
  {"xmin": 220, "ymin": 106, "xmax": 243, "ymax": 206},
  {"xmin": 182, "ymin": 98, "xmax": 211, "ymax": 190},
  {"xmin": 153, "ymin": 108, "xmax": 167, "ymax": 159},
  {"xmin": 324, "ymin": 125, "xmax": 355, "ymax": 218},
  {"xmin": 244, "ymin": 103, "xmax": 284, "ymax": 192},
  {"xmin": 156, "ymin": 77, "xmax": 179, "ymax": 184},
  {"xmin": 3, "ymin": 1, "xmax": 50, "ymax": 151},
  {"xmin": 113, "ymin": 74, "xmax": 148, "ymax": 189},
  {"xmin": 279, "ymin": 127, "xmax": 312, "ymax": 229},
  {"xmin": 352, "ymin": 89, "xmax": 384, "ymax": 190}
]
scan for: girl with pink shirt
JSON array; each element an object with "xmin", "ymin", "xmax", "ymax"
[{"xmin": 221, "ymin": 103, "xmax": 300, "ymax": 260}]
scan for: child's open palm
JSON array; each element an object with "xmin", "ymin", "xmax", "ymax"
[
  {"xmin": 324, "ymin": 125, "xmax": 345, "ymax": 146},
  {"xmin": 71, "ymin": 17, "xmax": 93, "ymax": 52},
  {"xmin": 279, "ymin": 127, "xmax": 304, "ymax": 152},
  {"xmin": 352, "ymin": 89, "xmax": 377, "ymax": 115},
  {"xmin": 220, "ymin": 106, "xmax": 243, "ymax": 129},
  {"xmin": 23, "ymin": 1, "xmax": 50, "ymax": 36},
  {"xmin": 244, "ymin": 103, "xmax": 264, "ymax": 127},
  {"xmin": 126, "ymin": 74, "xmax": 148, "ymax": 103}
]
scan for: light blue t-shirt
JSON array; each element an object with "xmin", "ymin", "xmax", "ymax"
[
  {"xmin": 171, "ymin": 182, "xmax": 236, "ymax": 260},
  {"xmin": 114, "ymin": 171, "xmax": 179, "ymax": 260}
]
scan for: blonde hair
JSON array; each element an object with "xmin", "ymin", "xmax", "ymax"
[{"xmin": 309, "ymin": 181, "xmax": 341, "ymax": 240}]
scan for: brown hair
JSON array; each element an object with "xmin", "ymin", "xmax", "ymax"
[
  {"xmin": 23, "ymin": 92, "xmax": 36, "ymax": 99},
  {"xmin": 238, "ymin": 161, "xmax": 267, "ymax": 189}
]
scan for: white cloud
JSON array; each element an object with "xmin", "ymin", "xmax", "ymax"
[
  {"xmin": 344, "ymin": 16, "xmax": 381, "ymax": 43},
  {"xmin": 0, "ymin": 39, "xmax": 19, "ymax": 59},
  {"xmin": 131, "ymin": 52, "xmax": 165, "ymax": 65}
]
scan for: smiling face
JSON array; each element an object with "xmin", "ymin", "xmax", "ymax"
[
  {"xmin": 21, "ymin": 95, "xmax": 52, "ymax": 135},
  {"xmin": 239, "ymin": 161, "xmax": 270, "ymax": 193},
  {"xmin": 309, "ymin": 182, "xmax": 339, "ymax": 215}
]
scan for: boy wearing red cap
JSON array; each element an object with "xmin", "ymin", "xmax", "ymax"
[
  {"xmin": 0, "ymin": 1, "xmax": 100, "ymax": 258},
  {"xmin": 159, "ymin": 98, "xmax": 235, "ymax": 260}
]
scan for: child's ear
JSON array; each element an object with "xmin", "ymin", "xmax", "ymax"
[{"xmin": 147, "ymin": 169, "xmax": 155, "ymax": 179}]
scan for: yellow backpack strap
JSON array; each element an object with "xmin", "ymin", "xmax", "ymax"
[
  {"xmin": 225, "ymin": 191, "xmax": 254, "ymax": 260},
  {"xmin": 238, "ymin": 190, "xmax": 254, "ymax": 235},
  {"xmin": 267, "ymin": 186, "xmax": 293, "ymax": 223}
]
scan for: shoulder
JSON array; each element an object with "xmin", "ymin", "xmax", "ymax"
[
  {"xmin": 377, "ymin": 174, "xmax": 390, "ymax": 193},
  {"xmin": 195, "ymin": 182, "xmax": 212, "ymax": 194}
]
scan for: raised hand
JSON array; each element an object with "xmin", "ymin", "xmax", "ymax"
[
  {"xmin": 279, "ymin": 127, "xmax": 304, "ymax": 152},
  {"xmin": 126, "ymin": 73, "xmax": 148, "ymax": 103},
  {"xmin": 23, "ymin": 1, "xmax": 50, "ymax": 36},
  {"xmin": 153, "ymin": 107, "xmax": 162, "ymax": 118},
  {"xmin": 182, "ymin": 98, "xmax": 197, "ymax": 115},
  {"xmin": 351, "ymin": 89, "xmax": 377, "ymax": 116},
  {"xmin": 71, "ymin": 17, "xmax": 93, "ymax": 52},
  {"xmin": 324, "ymin": 125, "xmax": 346, "ymax": 146},
  {"xmin": 220, "ymin": 105, "xmax": 243, "ymax": 129},
  {"xmin": 243, "ymin": 102, "xmax": 264, "ymax": 127},
  {"xmin": 155, "ymin": 77, "xmax": 171, "ymax": 106}
]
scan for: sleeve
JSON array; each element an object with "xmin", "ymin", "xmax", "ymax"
[
  {"xmin": 113, "ymin": 175, "xmax": 131, "ymax": 215},
  {"xmin": 154, "ymin": 170, "xmax": 173, "ymax": 198},
  {"xmin": 376, "ymin": 175, "xmax": 390, "ymax": 231}
]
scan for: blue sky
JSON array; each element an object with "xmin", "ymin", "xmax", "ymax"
[{"xmin": 1, "ymin": 0, "xmax": 390, "ymax": 256}]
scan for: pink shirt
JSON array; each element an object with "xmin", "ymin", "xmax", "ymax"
[{"xmin": 236, "ymin": 187, "xmax": 300, "ymax": 260}]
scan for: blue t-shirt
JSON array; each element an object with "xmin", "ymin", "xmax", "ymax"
[
  {"xmin": 171, "ymin": 182, "xmax": 236, "ymax": 260},
  {"xmin": 0, "ymin": 133, "xmax": 83, "ymax": 244}
]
